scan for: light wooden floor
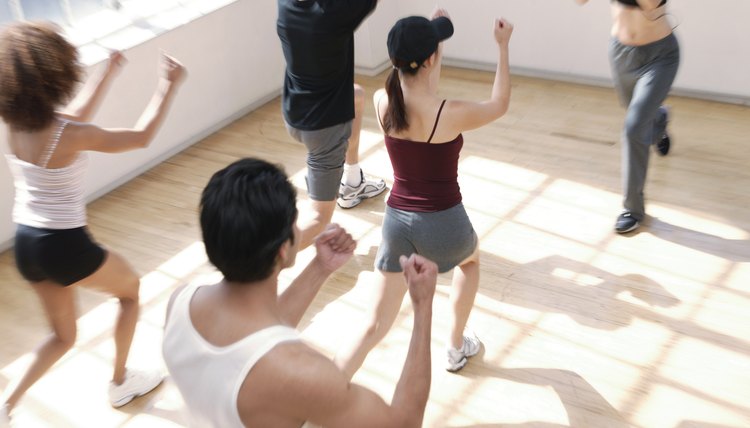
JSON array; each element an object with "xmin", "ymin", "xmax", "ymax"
[{"xmin": 1, "ymin": 68, "xmax": 749, "ymax": 428}]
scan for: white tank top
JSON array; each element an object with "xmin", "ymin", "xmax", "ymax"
[
  {"xmin": 163, "ymin": 283, "xmax": 301, "ymax": 428},
  {"xmin": 5, "ymin": 119, "xmax": 88, "ymax": 229}
]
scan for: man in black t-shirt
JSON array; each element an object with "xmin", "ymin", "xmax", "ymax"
[{"xmin": 277, "ymin": 0, "xmax": 386, "ymax": 249}]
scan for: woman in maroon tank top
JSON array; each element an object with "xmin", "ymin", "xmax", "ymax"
[{"xmin": 335, "ymin": 9, "xmax": 514, "ymax": 376}]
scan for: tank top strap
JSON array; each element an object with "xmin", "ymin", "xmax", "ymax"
[
  {"xmin": 426, "ymin": 100, "xmax": 447, "ymax": 144},
  {"xmin": 375, "ymin": 93, "xmax": 386, "ymax": 131},
  {"xmin": 38, "ymin": 119, "xmax": 69, "ymax": 168}
]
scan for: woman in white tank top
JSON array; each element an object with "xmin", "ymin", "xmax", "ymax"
[{"xmin": 0, "ymin": 21, "xmax": 185, "ymax": 422}]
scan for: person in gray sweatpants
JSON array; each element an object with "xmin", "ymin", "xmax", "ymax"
[
  {"xmin": 611, "ymin": 33, "xmax": 680, "ymax": 232},
  {"xmin": 577, "ymin": 0, "xmax": 680, "ymax": 233}
]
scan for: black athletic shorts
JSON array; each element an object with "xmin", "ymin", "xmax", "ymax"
[{"xmin": 14, "ymin": 224, "xmax": 107, "ymax": 286}]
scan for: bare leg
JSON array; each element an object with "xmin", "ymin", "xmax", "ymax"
[
  {"xmin": 345, "ymin": 84, "xmax": 365, "ymax": 166},
  {"xmin": 339, "ymin": 84, "xmax": 386, "ymax": 207},
  {"xmin": 448, "ymin": 248, "xmax": 480, "ymax": 349},
  {"xmin": 297, "ymin": 199, "xmax": 337, "ymax": 250},
  {"xmin": 76, "ymin": 251, "xmax": 140, "ymax": 385},
  {"xmin": 3, "ymin": 281, "xmax": 77, "ymax": 412},
  {"xmin": 334, "ymin": 270, "xmax": 408, "ymax": 379}
]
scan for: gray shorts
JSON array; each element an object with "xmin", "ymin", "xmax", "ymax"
[
  {"xmin": 285, "ymin": 121, "xmax": 351, "ymax": 201},
  {"xmin": 375, "ymin": 203, "xmax": 478, "ymax": 274}
]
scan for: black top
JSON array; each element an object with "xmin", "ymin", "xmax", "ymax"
[
  {"xmin": 614, "ymin": 0, "xmax": 667, "ymax": 8},
  {"xmin": 277, "ymin": 0, "xmax": 377, "ymax": 131}
]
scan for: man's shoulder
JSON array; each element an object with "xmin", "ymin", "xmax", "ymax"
[
  {"xmin": 256, "ymin": 341, "xmax": 343, "ymax": 386},
  {"xmin": 237, "ymin": 341, "xmax": 350, "ymax": 422}
]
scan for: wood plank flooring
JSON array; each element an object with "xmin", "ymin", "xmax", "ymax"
[{"xmin": 1, "ymin": 68, "xmax": 749, "ymax": 427}]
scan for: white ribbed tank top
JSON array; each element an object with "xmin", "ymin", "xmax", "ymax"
[
  {"xmin": 163, "ymin": 283, "xmax": 302, "ymax": 428},
  {"xmin": 5, "ymin": 119, "xmax": 88, "ymax": 229}
]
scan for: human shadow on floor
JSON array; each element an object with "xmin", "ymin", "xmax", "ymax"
[
  {"xmin": 447, "ymin": 367, "xmax": 629, "ymax": 428},
  {"xmin": 484, "ymin": 253, "xmax": 680, "ymax": 331},
  {"xmin": 646, "ymin": 216, "xmax": 750, "ymax": 262}
]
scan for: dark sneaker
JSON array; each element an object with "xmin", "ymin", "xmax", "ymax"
[
  {"xmin": 656, "ymin": 133, "xmax": 671, "ymax": 156},
  {"xmin": 615, "ymin": 212, "xmax": 640, "ymax": 234},
  {"xmin": 654, "ymin": 106, "xmax": 671, "ymax": 156},
  {"xmin": 337, "ymin": 170, "xmax": 386, "ymax": 209}
]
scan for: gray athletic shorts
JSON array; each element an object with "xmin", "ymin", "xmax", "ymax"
[
  {"xmin": 285, "ymin": 121, "xmax": 351, "ymax": 201},
  {"xmin": 375, "ymin": 203, "xmax": 478, "ymax": 274}
]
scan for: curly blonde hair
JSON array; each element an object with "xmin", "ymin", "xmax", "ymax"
[{"xmin": 0, "ymin": 22, "xmax": 82, "ymax": 132}]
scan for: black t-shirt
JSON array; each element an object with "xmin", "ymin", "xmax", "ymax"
[{"xmin": 277, "ymin": 0, "xmax": 377, "ymax": 130}]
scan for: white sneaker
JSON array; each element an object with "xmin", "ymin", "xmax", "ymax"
[
  {"xmin": 108, "ymin": 369, "xmax": 164, "ymax": 408},
  {"xmin": 446, "ymin": 334, "xmax": 482, "ymax": 372},
  {"xmin": 337, "ymin": 170, "xmax": 386, "ymax": 209}
]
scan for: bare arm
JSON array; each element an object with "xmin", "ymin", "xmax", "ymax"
[
  {"xmin": 280, "ymin": 255, "xmax": 437, "ymax": 427},
  {"xmin": 59, "ymin": 51, "xmax": 125, "ymax": 122},
  {"xmin": 575, "ymin": 0, "xmax": 590, "ymax": 4},
  {"xmin": 72, "ymin": 53, "xmax": 186, "ymax": 154},
  {"xmin": 277, "ymin": 224, "xmax": 355, "ymax": 327},
  {"xmin": 386, "ymin": 254, "xmax": 436, "ymax": 426},
  {"xmin": 372, "ymin": 88, "xmax": 387, "ymax": 132},
  {"xmin": 449, "ymin": 18, "xmax": 513, "ymax": 132}
]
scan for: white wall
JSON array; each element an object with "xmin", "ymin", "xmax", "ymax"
[
  {"xmin": 0, "ymin": 0, "xmax": 285, "ymax": 249},
  {"xmin": 354, "ymin": 0, "xmax": 400, "ymax": 72},
  {"xmin": 359, "ymin": 0, "xmax": 750, "ymax": 103}
]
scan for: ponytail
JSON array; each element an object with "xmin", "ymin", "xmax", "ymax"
[
  {"xmin": 383, "ymin": 68, "xmax": 405, "ymax": 133},
  {"xmin": 383, "ymin": 61, "xmax": 420, "ymax": 134}
]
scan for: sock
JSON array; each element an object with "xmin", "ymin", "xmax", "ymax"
[{"xmin": 343, "ymin": 163, "xmax": 362, "ymax": 187}]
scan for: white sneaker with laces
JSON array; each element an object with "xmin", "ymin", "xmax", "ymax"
[
  {"xmin": 337, "ymin": 170, "xmax": 386, "ymax": 209},
  {"xmin": 446, "ymin": 334, "xmax": 482, "ymax": 372},
  {"xmin": 108, "ymin": 369, "xmax": 164, "ymax": 408}
]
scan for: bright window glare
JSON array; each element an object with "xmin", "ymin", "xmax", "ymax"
[
  {"xmin": 19, "ymin": 0, "xmax": 65, "ymax": 22},
  {"xmin": 119, "ymin": 0, "xmax": 183, "ymax": 17},
  {"xmin": 0, "ymin": 2, "xmax": 14, "ymax": 24},
  {"xmin": 1, "ymin": 0, "xmax": 237, "ymax": 66},
  {"xmin": 69, "ymin": 0, "xmax": 109, "ymax": 22}
]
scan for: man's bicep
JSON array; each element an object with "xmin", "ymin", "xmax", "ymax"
[
  {"xmin": 259, "ymin": 348, "xmax": 406, "ymax": 427},
  {"xmin": 309, "ymin": 382, "xmax": 402, "ymax": 428},
  {"xmin": 286, "ymin": 357, "xmax": 402, "ymax": 428}
]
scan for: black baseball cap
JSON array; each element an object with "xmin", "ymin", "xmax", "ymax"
[{"xmin": 387, "ymin": 16, "xmax": 454, "ymax": 70}]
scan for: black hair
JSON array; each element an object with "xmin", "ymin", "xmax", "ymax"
[
  {"xmin": 200, "ymin": 158, "xmax": 298, "ymax": 283},
  {"xmin": 382, "ymin": 60, "xmax": 420, "ymax": 134}
]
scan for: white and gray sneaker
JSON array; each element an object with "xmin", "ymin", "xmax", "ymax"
[
  {"xmin": 108, "ymin": 369, "xmax": 164, "ymax": 408},
  {"xmin": 446, "ymin": 334, "xmax": 482, "ymax": 372},
  {"xmin": 337, "ymin": 170, "xmax": 386, "ymax": 209}
]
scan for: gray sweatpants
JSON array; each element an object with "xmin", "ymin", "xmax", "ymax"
[
  {"xmin": 285, "ymin": 121, "xmax": 351, "ymax": 201},
  {"xmin": 609, "ymin": 33, "xmax": 680, "ymax": 220}
]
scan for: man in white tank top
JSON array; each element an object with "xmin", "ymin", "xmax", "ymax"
[{"xmin": 163, "ymin": 158, "xmax": 437, "ymax": 427}]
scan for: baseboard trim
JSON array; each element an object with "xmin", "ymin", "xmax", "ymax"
[
  {"xmin": 355, "ymin": 59, "xmax": 393, "ymax": 77},
  {"xmin": 441, "ymin": 58, "xmax": 750, "ymax": 106},
  {"xmin": 356, "ymin": 57, "xmax": 749, "ymax": 106}
]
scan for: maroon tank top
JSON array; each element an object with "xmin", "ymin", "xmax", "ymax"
[{"xmin": 381, "ymin": 100, "xmax": 463, "ymax": 212}]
